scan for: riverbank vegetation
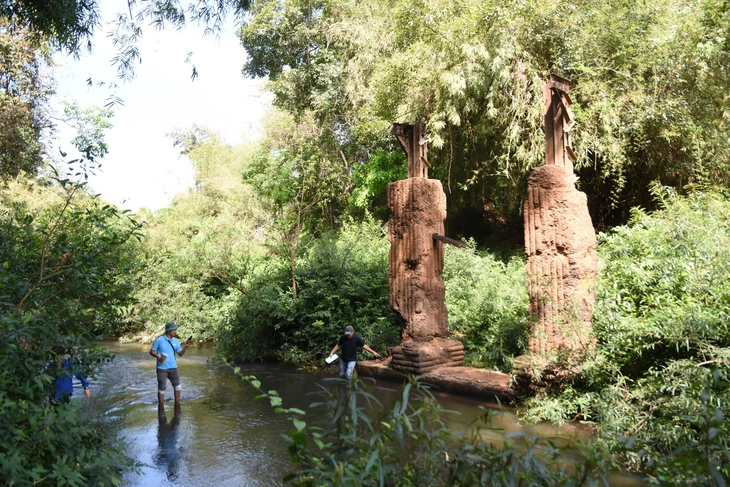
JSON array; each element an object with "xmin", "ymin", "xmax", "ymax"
[
  {"xmin": 523, "ymin": 189, "xmax": 730, "ymax": 482},
  {"xmin": 1, "ymin": 0, "xmax": 729, "ymax": 484},
  {"xmin": 0, "ymin": 174, "xmax": 143, "ymax": 484},
  {"xmin": 0, "ymin": 20, "xmax": 141, "ymax": 484},
  {"xmin": 239, "ymin": 372, "xmax": 623, "ymax": 486}
]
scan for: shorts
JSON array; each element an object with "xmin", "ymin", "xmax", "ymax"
[{"xmin": 157, "ymin": 368, "xmax": 181, "ymax": 393}]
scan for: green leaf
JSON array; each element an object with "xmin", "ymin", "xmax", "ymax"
[
  {"xmin": 364, "ymin": 450, "xmax": 379, "ymax": 474},
  {"xmin": 289, "ymin": 430, "xmax": 306, "ymax": 446}
]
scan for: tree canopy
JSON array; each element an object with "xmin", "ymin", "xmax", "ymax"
[
  {"xmin": 0, "ymin": 19, "xmax": 52, "ymax": 178},
  {"xmin": 240, "ymin": 0, "xmax": 730, "ymax": 232}
]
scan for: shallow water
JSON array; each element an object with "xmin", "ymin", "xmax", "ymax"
[{"xmin": 84, "ymin": 342, "xmax": 594, "ymax": 486}]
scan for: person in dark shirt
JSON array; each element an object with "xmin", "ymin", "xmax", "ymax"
[
  {"xmin": 328, "ymin": 325, "xmax": 380, "ymax": 381},
  {"xmin": 49, "ymin": 346, "xmax": 91, "ymax": 405}
]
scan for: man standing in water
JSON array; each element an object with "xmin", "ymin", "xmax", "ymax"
[
  {"xmin": 150, "ymin": 321, "xmax": 192, "ymax": 406},
  {"xmin": 328, "ymin": 325, "xmax": 380, "ymax": 381}
]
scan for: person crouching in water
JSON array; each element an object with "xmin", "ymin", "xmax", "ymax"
[
  {"xmin": 150, "ymin": 321, "xmax": 191, "ymax": 407},
  {"xmin": 328, "ymin": 325, "xmax": 380, "ymax": 381}
]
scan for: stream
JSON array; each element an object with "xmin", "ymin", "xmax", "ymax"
[{"xmin": 84, "ymin": 342, "xmax": 596, "ymax": 486}]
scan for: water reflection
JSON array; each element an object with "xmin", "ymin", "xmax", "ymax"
[
  {"xmin": 156, "ymin": 403, "xmax": 182, "ymax": 481},
  {"xmin": 89, "ymin": 342, "xmax": 598, "ymax": 486}
]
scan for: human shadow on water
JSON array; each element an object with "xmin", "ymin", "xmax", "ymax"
[{"xmin": 155, "ymin": 403, "xmax": 182, "ymax": 481}]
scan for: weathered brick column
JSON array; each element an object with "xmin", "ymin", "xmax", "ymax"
[
  {"xmin": 524, "ymin": 166, "xmax": 597, "ymax": 353},
  {"xmin": 386, "ymin": 125, "xmax": 464, "ymax": 374},
  {"xmin": 388, "ymin": 178, "xmax": 447, "ymax": 341},
  {"xmin": 524, "ymin": 75, "xmax": 598, "ymax": 355}
]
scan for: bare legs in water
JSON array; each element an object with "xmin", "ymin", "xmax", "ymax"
[{"xmin": 158, "ymin": 390, "xmax": 182, "ymax": 406}]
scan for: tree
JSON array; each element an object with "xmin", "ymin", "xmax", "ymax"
[
  {"xmin": 1, "ymin": 20, "xmax": 114, "ymax": 181},
  {"xmin": 120, "ymin": 130, "xmax": 266, "ymax": 340},
  {"xmin": 239, "ymin": 0, "xmax": 730, "ymax": 235},
  {"xmin": 1, "ymin": 0, "xmax": 254, "ymax": 84},
  {"xmin": 61, "ymin": 101, "xmax": 114, "ymax": 162},
  {"xmin": 0, "ymin": 19, "xmax": 52, "ymax": 178},
  {"xmin": 0, "ymin": 175, "xmax": 143, "ymax": 485},
  {"xmin": 0, "ymin": 0, "xmax": 251, "ymax": 50},
  {"xmin": 0, "ymin": 0, "xmax": 100, "ymax": 52},
  {"xmin": 0, "ymin": 16, "xmax": 138, "ymax": 478},
  {"xmin": 244, "ymin": 111, "xmax": 352, "ymax": 296}
]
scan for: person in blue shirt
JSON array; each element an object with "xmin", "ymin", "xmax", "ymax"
[
  {"xmin": 50, "ymin": 346, "xmax": 91, "ymax": 405},
  {"xmin": 150, "ymin": 321, "xmax": 191, "ymax": 407}
]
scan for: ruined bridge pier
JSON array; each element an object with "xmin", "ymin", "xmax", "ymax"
[
  {"xmin": 523, "ymin": 74, "xmax": 597, "ymax": 358},
  {"xmin": 387, "ymin": 176, "xmax": 465, "ymax": 374},
  {"xmin": 357, "ymin": 123, "xmax": 513, "ymax": 400},
  {"xmin": 359, "ymin": 76, "xmax": 597, "ymax": 399}
]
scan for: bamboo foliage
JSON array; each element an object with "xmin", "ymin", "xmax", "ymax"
[{"xmin": 241, "ymin": 0, "xmax": 730, "ymax": 229}]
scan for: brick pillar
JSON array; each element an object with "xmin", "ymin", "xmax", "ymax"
[
  {"xmin": 388, "ymin": 178, "xmax": 447, "ymax": 341},
  {"xmin": 524, "ymin": 75, "xmax": 597, "ymax": 355},
  {"xmin": 524, "ymin": 166, "xmax": 597, "ymax": 353},
  {"xmin": 387, "ymin": 177, "xmax": 464, "ymax": 373}
]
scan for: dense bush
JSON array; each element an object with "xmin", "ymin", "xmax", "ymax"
[
  {"xmin": 594, "ymin": 188, "xmax": 730, "ymax": 376},
  {"xmin": 0, "ymin": 315, "xmax": 133, "ymax": 486},
  {"xmin": 443, "ymin": 243, "xmax": 528, "ymax": 370},
  {"xmin": 218, "ymin": 218, "xmax": 401, "ymax": 365},
  {"xmin": 0, "ymin": 176, "xmax": 140, "ymax": 485},
  {"xmin": 521, "ymin": 189, "xmax": 730, "ymax": 483}
]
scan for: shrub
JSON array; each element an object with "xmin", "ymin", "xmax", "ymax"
[
  {"xmin": 443, "ymin": 242, "xmax": 529, "ymax": 370},
  {"xmin": 521, "ymin": 189, "xmax": 730, "ymax": 482},
  {"xmin": 0, "ymin": 177, "xmax": 140, "ymax": 485},
  {"xmin": 218, "ymin": 218, "xmax": 401, "ymax": 365}
]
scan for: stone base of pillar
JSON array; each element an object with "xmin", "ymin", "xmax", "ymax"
[{"xmin": 389, "ymin": 338, "xmax": 464, "ymax": 374}]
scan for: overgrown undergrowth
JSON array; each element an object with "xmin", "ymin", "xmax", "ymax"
[
  {"xmin": 520, "ymin": 188, "xmax": 730, "ymax": 483},
  {"xmin": 237, "ymin": 372, "xmax": 624, "ymax": 487}
]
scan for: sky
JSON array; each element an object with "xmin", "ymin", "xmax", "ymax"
[{"xmin": 52, "ymin": 1, "xmax": 272, "ymax": 211}]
